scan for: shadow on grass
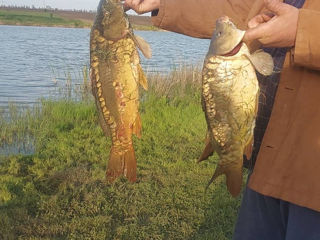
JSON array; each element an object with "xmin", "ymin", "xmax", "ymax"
[
  {"xmin": 187, "ymin": 181, "xmax": 242, "ymax": 240},
  {"xmin": 0, "ymin": 151, "xmax": 243, "ymax": 240}
]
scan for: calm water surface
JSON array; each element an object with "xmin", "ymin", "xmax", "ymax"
[{"xmin": 0, "ymin": 25, "xmax": 210, "ymax": 108}]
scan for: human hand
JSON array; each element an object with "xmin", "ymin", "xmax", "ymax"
[
  {"xmin": 243, "ymin": 0, "xmax": 299, "ymax": 47},
  {"xmin": 124, "ymin": 0, "xmax": 160, "ymax": 14}
]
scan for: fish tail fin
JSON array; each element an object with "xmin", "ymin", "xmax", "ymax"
[
  {"xmin": 206, "ymin": 162, "xmax": 242, "ymax": 197},
  {"xmin": 123, "ymin": 146, "xmax": 137, "ymax": 182},
  {"xmin": 106, "ymin": 149, "xmax": 123, "ymax": 183},
  {"xmin": 198, "ymin": 137, "xmax": 214, "ymax": 163},
  {"xmin": 132, "ymin": 113, "xmax": 142, "ymax": 138},
  {"xmin": 106, "ymin": 146, "xmax": 137, "ymax": 183},
  {"xmin": 225, "ymin": 167, "xmax": 243, "ymax": 197}
]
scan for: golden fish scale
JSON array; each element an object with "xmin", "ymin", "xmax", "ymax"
[
  {"xmin": 202, "ymin": 45, "xmax": 259, "ymax": 168},
  {"xmin": 90, "ymin": 29, "xmax": 140, "ymax": 155}
]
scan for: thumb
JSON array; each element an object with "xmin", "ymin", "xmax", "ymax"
[{"xmin": 264, "ymin": 0, "xmax": 288, "ymax": 15}]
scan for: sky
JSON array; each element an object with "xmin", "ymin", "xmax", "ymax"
[{"xmin": 1, "ymin": 0, "xmax": 103, "ymax": 11}]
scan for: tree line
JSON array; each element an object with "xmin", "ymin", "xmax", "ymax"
[{"xmin": 0, "ymin": 5, "xmax": 96, "ymax": 13}]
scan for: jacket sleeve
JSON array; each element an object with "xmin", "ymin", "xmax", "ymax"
[
  {"xmin": 294, "ymin": 9, "xmax": 320, "ymax": 70},
  {"xmin": 151, "ymin": 0, "xmax": 256, "ymax": 39}
]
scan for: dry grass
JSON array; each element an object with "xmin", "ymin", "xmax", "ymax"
[{"xmin": 146, "ymin": 65, "xmax": 202, "ymax": 98}]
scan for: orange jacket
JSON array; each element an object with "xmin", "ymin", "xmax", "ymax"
[{"xmin": 152, "ymin": 0, "xmax": 320, "ymax": 212}]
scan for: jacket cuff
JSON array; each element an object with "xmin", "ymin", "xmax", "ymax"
[
  {"xmin": 151, "ymin": 0, "xmax": 180, "ymax": 32},
  {"xmin": 151, "ymin": 0, "xmax": 167, "ymax": 28},
  {"xmin": 294, "ymin": 9, "xmax": 320, "ymax": 70}
]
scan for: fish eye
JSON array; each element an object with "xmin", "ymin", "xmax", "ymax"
[{"xmin": 216, "ymin": 31, "xmax": 222, "ymax": 37}]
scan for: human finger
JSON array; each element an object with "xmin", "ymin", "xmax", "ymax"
[
  {"xmin": 264, "ymin": 0, "xmax": 289, "ymax": 15},
  {"xmin": 243, "ymin": 22, "xmax": 271, "ymax": 43},
  {"xmin": 248, "ymin": 13, "xmax": 273, "ymax": 28},
  {"xmin": 125, "ymin": 0, "xmax": 159, "ymax": 14},
  {"xmin": 124, "ymin": 0, "xmax": 142, "ymax": 12},
  {"xmin": 122, "ymin": 0, "xmax": 131, "ymax": 12}
]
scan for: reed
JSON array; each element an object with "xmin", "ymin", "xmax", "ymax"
[{"xmin": 147, "ymin": 64, "xmax": 202, "ymax": 99}]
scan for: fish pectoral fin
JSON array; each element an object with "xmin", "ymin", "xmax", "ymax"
[
  {"xmin": 243, "ymin": 135, "xmax": 254, "ymax": 161},
  {"xmin": 133, "ymin": 35, "xmax": 152, "ymax": 59},
  {"xmin": 138, "ymin": 65, "xmax": 148, "ymax": 90},
  {"xmin": 198, "ymin": 136, "xmax": 214, "ymax": 163},
  {"xmin": 132, "ymin": 113, "xmax": 142, "ymax": 138},
  {"xmin": 245, "ymin": 50, "xmax": 274, "ymax": 76},
  {"xmin": 201, "ymin": 96, "xmax": 206, "ymax": 112}
]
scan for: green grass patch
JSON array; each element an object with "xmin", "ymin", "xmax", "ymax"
[
  {"xmin": 0, "ymin": 10, "xmax": 89, "ymax": 28},
  {"xmin": 132, "ymin": 24, "xmax": 160, "ymax": 31},
  {"xmin": 0, "ymin": 67, "xmax": 244, "ymax": 239}
]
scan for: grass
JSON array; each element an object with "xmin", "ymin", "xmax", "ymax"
[
  {"xmin": 0, "ymin": 9, "xmax": 90, "ymax": 28},
  {"xmin": 131, "ymin": 24, "xmax": 160, "ymax": 31},
  {"xmin": 0, "ymin": 66, "xmax": 244, "ymax": 239}
]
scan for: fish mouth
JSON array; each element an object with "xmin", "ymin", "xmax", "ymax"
[{"xmin": 221, "ymin": 42, "xmax": 243, "ymax": 57}]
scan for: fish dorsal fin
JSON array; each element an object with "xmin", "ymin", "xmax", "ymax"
[
  {"xmin": 138, "ymin": 65, "xmax": 148, "ymax": 90},
  {"xmin": 133, "ymin": 35, "xmax": 152, "ymax": 59},
  {"xmin": 245, "ymin": 50, "xmax": 274, "ymax": 76}
]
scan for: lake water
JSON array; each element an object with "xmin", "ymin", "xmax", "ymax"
[{"xmin": 0, "ymin": 25, "xmax": 210, "ymax": 109}]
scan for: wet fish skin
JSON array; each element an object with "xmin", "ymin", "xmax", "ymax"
[
  {"xmin": 200, "ymin": 16, "xmax": 273, "ymax": 196},
  {"xmin": 90, "ymin": 0, "xmax": 150, "ymax": 182}
]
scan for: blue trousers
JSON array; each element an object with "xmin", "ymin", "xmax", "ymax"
[{"xmin": 233, "ymin": 183, "xmax": 320, "ymax": 240}]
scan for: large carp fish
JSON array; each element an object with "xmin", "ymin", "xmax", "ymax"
[
  {"xmin": 90, "ymin": 0, "xmax": 151, "ymax": 182},
  {"xmin": 199, "ymin": 16, "xmax": 274, "ymax": 196}
]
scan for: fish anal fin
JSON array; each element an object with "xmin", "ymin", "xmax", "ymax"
[
  {"xmin": 246, "ymin": 50, "xmax": 274, "ymax": 76},
  {"xmin": 133, "ymin": 35, "xmax": 152, "ymax": 59},
  {"xmin": 198, "ymin": 137, "xmax": 214, "ymax": 163},
  {"xmin": 205, "ymin": 164, "xmax": 224, "ymax": 191},
  {"xmin": 138, "ymin": 65, "xmax": 148, "ymax": 90},
  {"xmin": 132, "ymin": 113, "xmax": 142, "ymax": 138},
  {"xmin": 106, "ymin": 146, "xmax": 137, "ymax": 183}
]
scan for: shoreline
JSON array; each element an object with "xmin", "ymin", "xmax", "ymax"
[
  {"xmin": 0, "ymin": 22, "xmax": 161, "ymax": 31},
  {"xmin": 0, "ymin": 7, "xmax": 158, "ymax": 31},
  {"xmin": 0, "ymin": 22, "xmax": 90, "ymax": 29}
]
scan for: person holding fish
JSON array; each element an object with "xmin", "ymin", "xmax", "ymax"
[{"xmin": 125, "ymin": 0, "xmax": 320, "ymax": 239}]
